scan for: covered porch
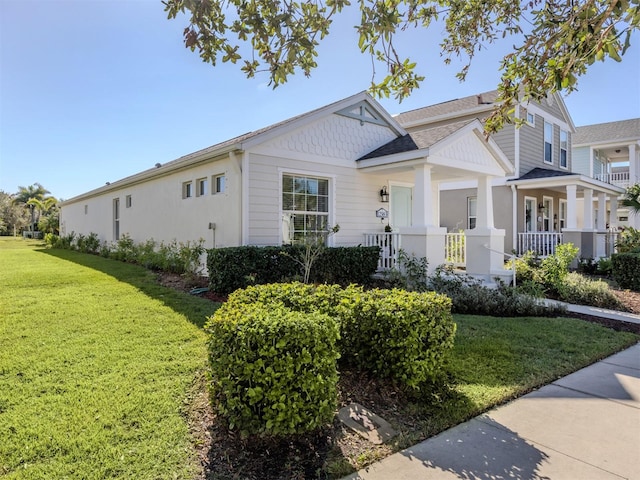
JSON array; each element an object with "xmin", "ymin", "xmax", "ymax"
[{"xmin": 358, "ymin": 119, "xmax": 514, "ymax": 281}]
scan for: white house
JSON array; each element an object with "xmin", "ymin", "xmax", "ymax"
[{"xmin": 60, "ymin": 91, "xmax": 514, "ymax": 280}]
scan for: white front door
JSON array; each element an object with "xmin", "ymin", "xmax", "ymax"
[{"xmin": 390, "ymin": 185, "xmax": 412, "ymax": 228}]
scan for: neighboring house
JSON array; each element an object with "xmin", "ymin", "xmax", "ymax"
[
  {"xmin": 572, "ymin": 118, "xmax": 640, "ymax": 229},
  {"xmin": 60, "ymin": 91, "xmax": 514, "ymax": 280},
  {"xmin": 398, "ymin": 91, "xmax": 626, "ymax": 260}
]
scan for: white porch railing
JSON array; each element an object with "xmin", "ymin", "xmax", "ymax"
[
  {"xmin": 597, "ymin": 231, "xmax": 619, "ymax": 258},
  {"xmin": 594, "ymin": 171, "xmax": 630, "ymax": 189},
  {"xmin": 445, "ymin": 232, "xmax": 465, "ymax": 266},
  {"xmin": 363, "ymin": 232, "xmax": 400, "ymax": 271},
  {"xmin": 517, "ymin": 232, "xmax": 563, "ymax": 257}
]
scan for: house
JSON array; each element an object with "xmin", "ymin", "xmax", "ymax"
[
  {"xmin": 571, "ymin": 118, "xmax": 640, "ymax": 229},
  {"xmin": 60, "ymin": 91, "xmax": 514, "ymax": 280},
  {"xmin": 397, "ymin": 91, "xmax": 626, "ymax": 260}
]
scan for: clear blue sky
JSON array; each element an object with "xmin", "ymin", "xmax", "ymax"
[{"xmin": 1, "ymin": 0, "xmax": 639, "ymax": 201}]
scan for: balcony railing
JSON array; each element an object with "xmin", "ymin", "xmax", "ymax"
[
  {"xmin": 594, "ymin": 171, "xmax": 630, "ymax": 189},
  {"xmin": 517, "ymin": 232, "xmax": 563, "ymax": 257}
]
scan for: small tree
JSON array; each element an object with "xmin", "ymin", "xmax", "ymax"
[
  {"xmin": 285, "ymin": 225, "xmax": 340, "ymax": 283},
  {"xmin": 621, "ymin": 183, "xmax": 640, "ymax": 215}
]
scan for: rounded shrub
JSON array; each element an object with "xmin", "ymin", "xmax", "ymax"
[
  {"xmin": 337, "ymin": 287, "xmax": 455, "ymax": 388},
  {"xmin": 206, "ymin": 301, "xmax": 340, "ymax": 437}
]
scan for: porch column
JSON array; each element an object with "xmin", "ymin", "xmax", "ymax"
[
  {"xmin": 562, "ymin": 184, "xmax": 582, "ymax": 267},
  {"xmin": 597, "ymin": 192, "xmax": 606, "ymax": 230},
  {"xmin": 630, "ymin": 143, "xmax": 638, "ymax": 184},
  {"xmin": 476, "ymin": 175, "xmax": 495, "ymax": 229},
  {"xmin": 412, "ymin": 164, "xmax": 435, "ymax": 227},
  {"xmin": 566, "ymin": 185, "xmax": 577, "ymax": 229},
  {"xmin": 583, "ymin": 188, "xmax": 594, "ymax": 230},
  {"xmin": 399, "ymin": 164, "xmax": 446, "ymax": 273},
  {"xmin": 465, "ymin": 175, "xmax": 509, "ymax": 284},
  {"xmin": 610, "ymin": 195, "xmax": 619, "ymax": 229}
]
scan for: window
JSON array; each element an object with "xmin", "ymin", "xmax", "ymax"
[
  {"xmin": 559, "ymin": 129, "xmax": 568, "ymax": 168},
  {"xmin": 84, "ymin": 205, "xmax": 88, "ymax": 215},
  {"xmin": 196, "ymin": 178, "xmax": 208, "ymax": 197},
  {"xmin": 526, "ymin": 112, "xmax": 535, "ymax": 126},
  {"xmin": 113, "ymin": 198, "xmax": 120, "ymax": 241},
  {"xmin": 544, "ymin": 121, "xmax": 553, "ymax": 164},
  {"xmin": 182, "ymin": 181, "xmax": 193, "ymax": 199},
  {"xmin": 213, "ymin": 174, "xmax": 225, "ymax": 194},
  {"xmin": 542, "ymin": 197, "xmax": 553, "ymax": 232},
  {"xmin": 559, "ymin": 200, "xmax": 567, "ymax": 230},
  {"xmin": 282, "ymin": 174, "xmax": 329, "ymax": 244},
  {"xmin": 125, "ymin": 195, "xmax": 132, "ymax": 208},
  {"xmin": 525, "ymin": 197, "xmax": 536, "ymax": 232},
  {"xmin": 467, "ymin": 196, "xmax": 477, "ymax": 229}
]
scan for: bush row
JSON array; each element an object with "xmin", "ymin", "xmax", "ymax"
[
  {"xmin": 207, "ymin": 245, "xmax": 380, "ymax": 295},
  {"xmin": 612, "ymin": 252, "xmax": 640, "ymax": 291},
  {"xmin": 46, "ymin": 232, "xmax": 205, "ymax": 277},
  {"xmin": 206, "ymin": 282, "xmax": 456, "ymax": 436}
]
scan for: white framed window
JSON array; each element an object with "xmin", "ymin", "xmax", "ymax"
[
  {"xmin": 544, "ymin": 121, "xmax": 553, "ymax": 164},
  {"xmin": 196, "ymin": 177, "xmax": 208, "ymax": 197},
  {"xmin": 113, "ymin": 198, "xmax": 120, "ymax": 241},
  {"xmin": 559, "ymin": 129, "xmax": 568, "ymax": 169},
  {"xmin": 125, "ymin": 195, "xmax": 132, "ymax": 208},
  {"xmin": 524, "ymin": 197, "xmax": 536, "ymax": 232},
  {"xmin": 526, "ymin": 112, "xmax": 535, "ymax": 126},
  {"xmin": 281, "ymin": 174, "xmax": 329, "ymax": 244},
  {"xmin": 182, "ymin": 181, "xmax": 193, "ymax": 199},
  {"xmin": 559, "ymin": 199, "xmax": 567, "ymax": 230},
  {"xmin": 467, "ymin": 196, "xmax": 477, "ymax": 229},
  {"xmin": 213, "ymin": 174, "xmax": 225, "ymax": 194},
  {"xmin": 542, "ymin": 196, "xmax": 553, "ymax": 232}
]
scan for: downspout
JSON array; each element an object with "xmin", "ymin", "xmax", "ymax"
[
  {"xmin": 241, "ymin": 150, "xmax": 250, "ymax": 245},
  {"xmin": 511, "ymin": 184, "xmax": 518, "ymax": 254}
]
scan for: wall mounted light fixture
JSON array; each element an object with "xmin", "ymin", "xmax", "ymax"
[{"xmin": 379, "ymin": 185, "xmax": 389, "ymax": 202}]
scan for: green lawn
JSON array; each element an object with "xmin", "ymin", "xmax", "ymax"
[
  {"xmin": 1, "ymin": 238, "xmax": 638, "ymax": 479},
  {"xmin": 0, "ymin": 238, "xmax": 218, "ymax": 479}
]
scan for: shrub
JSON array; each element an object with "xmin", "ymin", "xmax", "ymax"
[
  {"xmin": 337, "ymin": 287, "xmax": 455, "ymax": 388},
  {"xmin": 207, "ymin": 245, "xmax": 380, "ymax": 295},
  {"xmin": 539, "ymin": 243, "xmax": 579, "ymax": 294},
  {"xmin": 429, "ymin": 265, "xmax": 564, "ymax": 317},
  {"xmin": 556, "ymin": 272, "xmax": 626, "ymax": 310},
  {"xmin": 43, "ymin": 232, "xmax": 58, "ymax": 248},
  {"xmin": 615, "ymin": 227, "xmax": 640, "ymax": 253},
  {"xmin": 507, "ymin": 250, "xmax": 541, "ymax": 285},
  {"xmin": 206, "ymin": 301, "xmax": 340, "ymax": 437},
  {"xmin": 611, "ymin": 252, "xmax": 640, "ymax": 291}
]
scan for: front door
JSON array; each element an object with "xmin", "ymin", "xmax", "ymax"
[{"xmin": 391, "ymin": 185, "xmax": 412, "ymax": 228}]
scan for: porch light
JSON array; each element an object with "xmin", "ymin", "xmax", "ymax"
[{"xmin": 379, "ymin": 186, "xmax": 389, "ymax": 202}]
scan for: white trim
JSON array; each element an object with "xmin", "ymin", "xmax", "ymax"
[
  {"xmin": 559, "ymin": 129, "xmax": 569, "ymax": 170},
  {"xmin": 241, "ymin": 151, "xmax": 249, "ymax": 245},
  {"xmin": 542, "ymin": 195, "xmax": 554, "ymax": 232},
  {"xmin": 544, "ymin": 120, "xmax": 554, "ymax": 165},
  {"xmin": 524, "ymin": 196, "xmax": 537, "ymax": 232},
  {"xmin": 277, "ymin": 167, "xmax": 337, "ymax": 246},
  {"xmin": 559, "ymin": 199, "xmax": 567, "ymax": 230}
]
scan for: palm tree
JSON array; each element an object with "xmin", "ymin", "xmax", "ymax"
[
  {"xmin": 621, "ymin": 183, "xmax": 640, "ymax": 215},
  {"xmin": 13, "ymin": 183, "xmax": 51, "ymax": 232}
]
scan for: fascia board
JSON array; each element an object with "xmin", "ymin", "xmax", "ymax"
[
  {"xmin": 572, "ymin": 138, "xmax": 640, "ymax": 149},
  {"xmin": 510, "ymin": 174, "xmax": 626, "ymax": 195}
]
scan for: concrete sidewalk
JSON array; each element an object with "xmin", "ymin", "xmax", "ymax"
[{"xmin": 343, "ymin": 343, "xmax": 640, "ymax": 480}]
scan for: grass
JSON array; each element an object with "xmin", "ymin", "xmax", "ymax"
[
  {"xmin": 0, "ymin": 238, "xmax": 219, "ymax": 479},
  {"xmin": 0, "ymin": 237, "xmax": 638, "ymax": 479}
]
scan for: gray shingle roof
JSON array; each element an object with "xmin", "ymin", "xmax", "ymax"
[
  {"xmin": 573, "ymin": 118, "xmax": 640, "ymax": 145},
  {"xmin": 509, "ymin": 167, "xmax": 577, "ymax": 181},
  {"xmin": 358, "ymin": 119, "xmax": 474, "ymax": 160},
  {"xmin": 394, "ymin": 90, "xmax": 498, "ymax": 124}
]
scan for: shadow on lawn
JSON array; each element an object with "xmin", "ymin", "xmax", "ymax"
[{"xmin": 37, "ymin": 247, "xmax": 218, "ymax": 329}]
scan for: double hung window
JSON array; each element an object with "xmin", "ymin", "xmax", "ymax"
[{"xmin": 282, "ymin": 174, "xmax": 329, "ymax": 244}]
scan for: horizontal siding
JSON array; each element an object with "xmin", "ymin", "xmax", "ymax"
[{"xmin": 572, "ymin": 146, "xmax": 590, "ymax": 176}]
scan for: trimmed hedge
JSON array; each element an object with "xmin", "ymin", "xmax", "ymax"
[
  {"xmin": 206, "ymin": 301, "xmax": 340, "ymax": 436},
  {"xmin": 224, "ymin": 283, "xmax": 456, "ymax": 387},
  {"xmin": 612, "ymin": 252, "xmax": 640, "ymax": 291},
  {"xmin": 207, "ymin": 245, "xmax": 380, "ymax": 295}
]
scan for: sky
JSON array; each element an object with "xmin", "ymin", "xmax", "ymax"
[{"xmin": 1, "ymin": 0, "xmax": 639, "ymax": 201}]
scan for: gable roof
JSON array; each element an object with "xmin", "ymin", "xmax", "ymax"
[
  {"xmin": 573, "ymin": 118, "xmax": 640, "ymax": 146},
  {"xmin": 359, "ymin": 119, "xmax": 475, "ymax": 160}
]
